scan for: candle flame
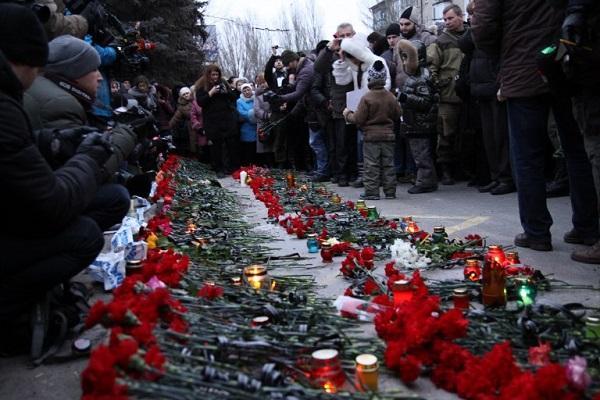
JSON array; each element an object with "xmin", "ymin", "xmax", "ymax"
[
  {"xmin": 186, "ymin": 223, "xmax": 197, "ymax": 234},
  {"xmin": 323, "ymin": 382, "xmax": 337, "ymax": 393}
]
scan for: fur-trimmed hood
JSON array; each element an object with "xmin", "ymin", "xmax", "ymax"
[
  {"xmin": 340, "ymin": 35, "xmax": 378, "ymax": 72},
  {"xmin": 395, "ymin": 39, "xmax": 418, "ymax": 76}
]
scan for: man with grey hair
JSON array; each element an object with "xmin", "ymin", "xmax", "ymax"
[
  {"xmin": 313, "ymin": 22, "xmax": 358, "ymax": 187},
  {"xmin": 427, "ymin": 3, "xmax": 468, "ymax": 185}
]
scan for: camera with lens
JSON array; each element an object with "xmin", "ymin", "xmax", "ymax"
[{"xmin": 218, "ymin": 82, "xmax": 228, "ymax": 92}]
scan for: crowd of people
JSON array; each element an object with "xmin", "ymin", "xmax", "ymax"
[{"xmin": 0, "ymin": 0, "xmax": 599, "ymax": 359}]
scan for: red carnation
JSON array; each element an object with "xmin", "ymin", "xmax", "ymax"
[{"xmin": 197, "ymin": 284, "xmax": 224, "ymax": 300}]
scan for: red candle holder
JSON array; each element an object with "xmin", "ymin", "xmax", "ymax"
[
  {"xmin": 311, "ymin": 349, "xmax": 345, "ymax": 393},
  {"xmin": 482, "ymin": 245, "xmax": 507, "ymax": 308},
  {"xmin": 453, "ymin": 287, "xmax": 470, "ymax": 311},
  {"xmin": 392, "ymin": 279, "xmax": 413, "ymax": 306},
  {"xmin": 321, "ymin": 243, "xmax": 333, "ymax": 263}
]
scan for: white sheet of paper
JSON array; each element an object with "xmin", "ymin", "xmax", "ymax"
[{"xmin": 346, "ymin": 88, "xmax": 367, "ymax": 112}]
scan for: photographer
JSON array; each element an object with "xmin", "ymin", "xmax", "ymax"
[
  {"xmin": 23, "ymin": 35, "xmax": 138, "ymax": 192},
  {"xmin": 0, "ymin": 4, "xmax": 112, "ymax": 331},
  {"xmin": 195, "ymin": 64, "xmax": 240, "ymax": 177},
  {"xmin": 34, "ymin": 0, "xmax": 88, "ymax": 40}
]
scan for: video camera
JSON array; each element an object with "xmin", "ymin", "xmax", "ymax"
[{"xmin": 65, "ymin": 0, "xmax": 155, "ymax": 73}]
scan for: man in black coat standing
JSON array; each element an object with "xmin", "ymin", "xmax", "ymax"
[{"xmin": 0, "ymin": 4, "xmax": 116, "ymax": 325}]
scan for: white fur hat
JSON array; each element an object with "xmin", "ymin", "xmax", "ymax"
[{"xmin": 179, "ymin": 86, "xmax": 191, "ymax": 97}]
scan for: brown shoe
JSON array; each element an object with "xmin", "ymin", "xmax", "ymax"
[{"xmin": 571, "ymin": 240, "xmax": 600, "ymax": 264}]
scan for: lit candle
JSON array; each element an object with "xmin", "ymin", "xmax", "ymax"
[
  {"xmin": 505, "ymin": 251, "xmax": 520, "ymax": 266},
  {"xmin": 240, "ymin": 170, "xmax": 248, "ymax": 187},
  {"xmin": 464, "ymin": 259, "xmax": 481, "ymax": 282},
  {"xmin": 355, "ymin": 354, "xmax": 378, "ymax": 392},
  {"xmin": 392, "ymin": 279, "xmax": 413, "ymax": 306},
  {"xmin": 331, "ymin": 193, "xmax": 342, "ymax": 204},
  {"xmin": 482, "ymin": 245, "xmax": 507, "ymax": 308},
  {"xmin": 286, "ymin": 171, "xmax": 296, "ymax": 188},
  {"xmin": 243, "ymin": 265, "xmax": 269, "ymax": 290},
  {"xmin": 311, "ymin": 349, "xmax": 345, "ymax": 392},
  {"xmin": 406, "ymin": 221, "xmax": 420, "ymax": 234}
]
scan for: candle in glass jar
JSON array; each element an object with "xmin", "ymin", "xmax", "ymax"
[
  {"xmin": 367, "ymin": 206, "xmax": 378, "ymax": 221},
  {"xmin": 482, "ymin": 245, "xmax": 507, "ymax": 308},
  {"xmin": 453, "ymin": 287, "xmax": 470, "ymax": 310},
  {"xmin": 392, "ymin": 279, "xmax": 413, "ymax": 306},
  {"xmin": 355, "ymin": 200, "xmax": 367, "ymax": 211},
  {"xmin": 585, "ymin": 316, "xmax": 600, "ymax": 341},
  {"xmin": 505, "ymin": 251, "xmax": 520, "ymax": 266},
  {"xmin": 321, "ymin": 243, "xmax": 333, "ymax": 263},
  {"xmin": 355, "ymin": 354, "xmax": 378, "ymax": 392},
  {"xmin": 243, "ymin": 264, "xmax": 268, "ymax": 290},
  {"xmin": 286, "ymin": 171, "xmax": 296, "ymax": 188},
  {"xmin": 307, "ymin": 234, "xmax": 319, "ymax": 253},
  {"xmin": 406, "ymin": 221, "xmax": 420, "ymax": 234},
  {"xmin": 251, "ymin": 316, "xmax": 270, "ymax": 327},
  {"xmin": 311, "ymin": 349, "xmax": 345, "ymax": 392},
  {"xmin": 331, "ymin": 193, "xmax": 342, "ymax": 204}
]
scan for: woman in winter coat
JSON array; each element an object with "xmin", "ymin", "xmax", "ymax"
[
  {"xmin": 169, "ymin": 86, "xmax": 194, "ymax": 154},
  {"xmin": 190, "ymin": 89, "xmax": 209, "ymax": 163},
  {"xmin": 253, "ymin": 74, "xmax": 274, "ymax": 167},
  {"xmin": 128, "ymin": 75, "xmax": 157, "ymax": 112},
  {"xmin": 237, "ymin": 83, "xmax": 257, "ymax": 166},
  {"xmin": 195, "ymin": 64, "xmax": 240, "ymax": 176}
]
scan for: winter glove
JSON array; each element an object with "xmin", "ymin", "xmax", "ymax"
[
  {"xmin": 398, "ymin": 92, "xmax": 408, "ymax": 103},
  {"xmin": 76, "ymin": 132, "xmax": 113, "ymax": 167},
  {"xmin": 561, "ymin": 10, "xmax": 586, "ymax": 46}
]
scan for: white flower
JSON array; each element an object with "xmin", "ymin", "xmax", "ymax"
[{"xmin": 389, "ymin": 239, "xmax": 431, "ymax": 269}]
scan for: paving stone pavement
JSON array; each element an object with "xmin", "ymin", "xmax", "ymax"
[{"xmin": 1, "ymin": 177, "xmax": 598, "ymax": 400}]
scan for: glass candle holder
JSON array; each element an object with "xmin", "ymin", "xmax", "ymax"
[
  {"xmin": 321, "ymin": 243, "xmax": 333, "ymax": 263},
  {"xmin": 307, "ymin": 234, "xmax": 319, "ymax": 253},
  {"xmin": 505, "ymin": 251, "xmax": 520, "ymax": 266},
  {"xmin": 464, "ymin": 259, "xmax": 482, "ymax": 282},
  {"xmin": 251, "ymin": 316, "xmax": 270, "ymax": 327},
  {"xmin": 231, "ymin": 276, "xmax": 242, "ymax": 286},
  {"xmin": 585, "ymin": 316, "xmax": 600, "ymax": 341},
  {"xmin": 406, "ymin": 221, "xmax": 420, "ymax": 234},
  {"xmin": 392, "ymin": 279, "xmax": 413, "ymax": 306},
  {"xmin": 311, "ymin": 349, "xmax": 345, "ymax": 393},
  {"xmin": 516, "ymin": 277, "xmax": 536, "ymax": 306},
  {"xmin": 482, "ymin": 245, "xmax": 507, "ymax": 308},
  {"xmin": 355, "ymin": 200, "xmax": 367, "ymax": 211},
  {"xmin": 286, "ymin": 171, "xmax": 296, "ymax": 188},
  {"xmin": 453, "ymin": 287, "xmax": 470, "ymax": 310},
  {"xmin": 331, "ymin": 193, "xmax": 342, "ymax": 204},
  {"xmin": 243, "ymin": 264, "xmax": 270, "ymax": 291},
  {"xmin": 367, "ymin": 206, "xmax": 378, "ymax": 221},
  {"xmin": 432, "ymin": 226, "xmax": 448, "ymax": 243},
  {"xmin": 355, "ymin": 354, "xmax": 378, "ymax": 392}
]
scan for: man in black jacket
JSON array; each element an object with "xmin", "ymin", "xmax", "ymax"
[{"xmin": 0, "ymin": 4, "xmax": 116, "ymax": 324}]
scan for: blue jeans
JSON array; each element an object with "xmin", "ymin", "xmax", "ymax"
[
  {"xmin": 507, "ymin": 95, "xmax": 598, "ymax": 241},
  {"xmin": 309, "ymin": 127, "xmax": 329, "ymax": 177}
]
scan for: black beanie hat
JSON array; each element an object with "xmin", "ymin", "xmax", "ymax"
[
  {"xmin": 385, "ymin": 23, "xmax": 401, "ymax": 37},
  {"xmin": 0, "ymin": 3, "xmax": 48, "ymax": 67}
]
